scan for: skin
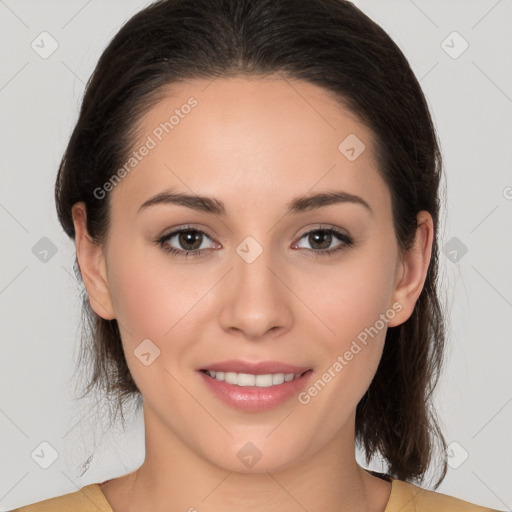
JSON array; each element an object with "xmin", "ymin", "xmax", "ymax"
[{"xmin": 72, "ymin": 74, "xmax": 433, "ymax": 512}]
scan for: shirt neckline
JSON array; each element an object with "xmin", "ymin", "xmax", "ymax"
[{"xmin": 94, "ymin": 470, "xmax": 398, "ymax": 512}]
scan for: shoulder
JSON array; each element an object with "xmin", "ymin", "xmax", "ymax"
[
  {"xmin": 388, "ymin": 478, "xmax": 505, "ymax": 512},
  {"xmin": 9, "ymin": 483, "xmax": 112, "ymax": 512}
]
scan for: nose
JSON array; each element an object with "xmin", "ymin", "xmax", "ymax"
[{"xmin": 217, "ymin": 246, "xmax": 294, "ymax": 341}]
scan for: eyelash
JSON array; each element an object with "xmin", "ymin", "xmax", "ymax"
[{"xmin": 156, "ymin": 224, "xmax": 354, "ymax": 258}]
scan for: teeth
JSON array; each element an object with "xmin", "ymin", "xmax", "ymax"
[
  {"xmin": 225, "ymin": 372, "xmax": 238, "ymax": 385},
  {"xmin": 272, "ymin": 373, "xmax": 285, "ymax": 385},
  {"xmin": 205, "ymin": 370, "xmax": 303, "ymax": 387}
]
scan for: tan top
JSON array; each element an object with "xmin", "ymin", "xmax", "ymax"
[{"xmin": 10, "ymin": 476, "xmax": 503, "ymax": 511}]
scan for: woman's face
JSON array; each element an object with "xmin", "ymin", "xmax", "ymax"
[{"xmin": 75, "ymin": 75, "xmax": 428, "ymax": 473}]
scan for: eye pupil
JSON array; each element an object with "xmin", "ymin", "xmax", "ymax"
[
  {"xmin": 179, "ymin": 230, "xmax": 202, "ymax": 250},
  {"xmin": 310, "ymin": 231, "xmax": 332, "ymax": 250}
]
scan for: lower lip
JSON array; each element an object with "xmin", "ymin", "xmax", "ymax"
[{"xmin": 198, "ymin": 370, "xmax": 313, "ymax": 412}]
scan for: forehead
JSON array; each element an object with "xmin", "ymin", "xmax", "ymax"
[{"xmin": 111, "ymin": 75, "xmax": 388, "ymax": 216}]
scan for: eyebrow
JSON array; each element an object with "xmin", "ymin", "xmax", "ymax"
[{"xmin": 137, "ymin": 188, "xmax": 373, "ymax": 216}]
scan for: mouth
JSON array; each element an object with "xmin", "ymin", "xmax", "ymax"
[
  {"xmin": 199, "ymin": 368, "xmax": 311, "ymax": 388},
  {"xmin": 197, "ymin": 366, "xmax": 314, "ymax": 412}
]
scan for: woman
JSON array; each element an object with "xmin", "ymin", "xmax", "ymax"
[{"xmin": 12, "ymin": 0, "xmax": 503, "ymax": 510}]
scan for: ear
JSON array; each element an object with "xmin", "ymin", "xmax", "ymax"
[
  {"xmin": 71, "ymin": 202, "xmax": 116, "ymax": 320},
  {"xmin": 387, "ymin": 211, "xmax": 433, "ymax": 327}
]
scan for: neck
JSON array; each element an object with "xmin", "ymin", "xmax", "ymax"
[{"xmin": 103, "ymin": 404, "xmax": 391, "ymax": 512}]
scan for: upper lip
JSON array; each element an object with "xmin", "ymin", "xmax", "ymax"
[{"xmin": 199, "ymin": 359, "xmax": 311, "ymax": 375}]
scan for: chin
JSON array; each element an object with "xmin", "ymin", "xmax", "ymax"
[{"xmin": 201, "ymin": 436, "xmax": 310, "ymax": 474}]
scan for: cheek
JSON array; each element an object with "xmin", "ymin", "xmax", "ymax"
[
  {"xmin": 306, "ymin": 241, "xmax": 398, "ymax": 348},
  {"xmin": 105, "ymin": 246, "xmax": 209, "ymax": 394},
  {"xmin": 297, "ymin": 236, "xmax": 397, "ymax": 404},
  {"xmin": 105, "ymin": 240, "xmax": 203, "ymax": 343},
  {"xmin": 108, "ymin": 265, "xmax": 166, "ymax": 339}
]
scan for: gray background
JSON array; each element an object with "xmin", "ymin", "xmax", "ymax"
[{"xmin": 1, "ymin": 0, "xmax": 511, "ymax": 510}]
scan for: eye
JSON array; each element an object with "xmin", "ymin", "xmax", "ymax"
[
  {"xmin": 157, "ymin": 226, "xmax": 218, "ymax": 257},
  {"xmin": 156, "ymin": 225, "xmax": 354, "ymax": 258},
  {"xmin": 292, "ymin": 227, "xmax": 353, "ymax": 255}
]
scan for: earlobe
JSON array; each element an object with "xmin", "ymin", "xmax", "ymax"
[
  {"xmin": 387, "ymin": 211, "xmax": 433, "ymax": 327},
  {"xmin": 71, "ymin": 202, "xmax": 116, "ymax": 320}
]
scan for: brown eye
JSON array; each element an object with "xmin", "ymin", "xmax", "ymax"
[
  {"xmin": 307, "ymin": 230, "xmax": 333, "ymax": 250},
  {"xmin": 294, "ymin": 228, "xmax": 353, "ymax": 255},
  {"xmin": 177, "ymin": 230, "xmax": 204, "ymax": 251},
  {"xmin": 158, "ymin": 228, "xmax": 217, "ymax": 256}
]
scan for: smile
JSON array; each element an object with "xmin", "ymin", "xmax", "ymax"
[
  {"xmin": 198, "ymin": 369, "xmax": 314, "ymax": 412},
  {"xmin": 201, "ymin": 369, "xmax": 307, "ymax": 387}
]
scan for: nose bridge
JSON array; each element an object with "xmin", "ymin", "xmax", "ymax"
[
  {"xmin": 218, "ymin": 234, "xmax": 294, "ymax": 339},
  {"xmin": 235, "ymin": 235, "xmax": 278, "ymax": 293}
]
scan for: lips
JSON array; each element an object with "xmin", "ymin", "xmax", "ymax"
[
  {"xmin": 198, "ymin": 359, "xmax": 311, "ymax": 375},
  {"xmin": 195, "ymin": 359, "xmax": 314, "ymax": 411}
]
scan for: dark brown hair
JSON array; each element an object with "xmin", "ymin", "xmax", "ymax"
[{"xmin": 55, "ymin": 0, "xmax": 447, "ymax": 487}]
